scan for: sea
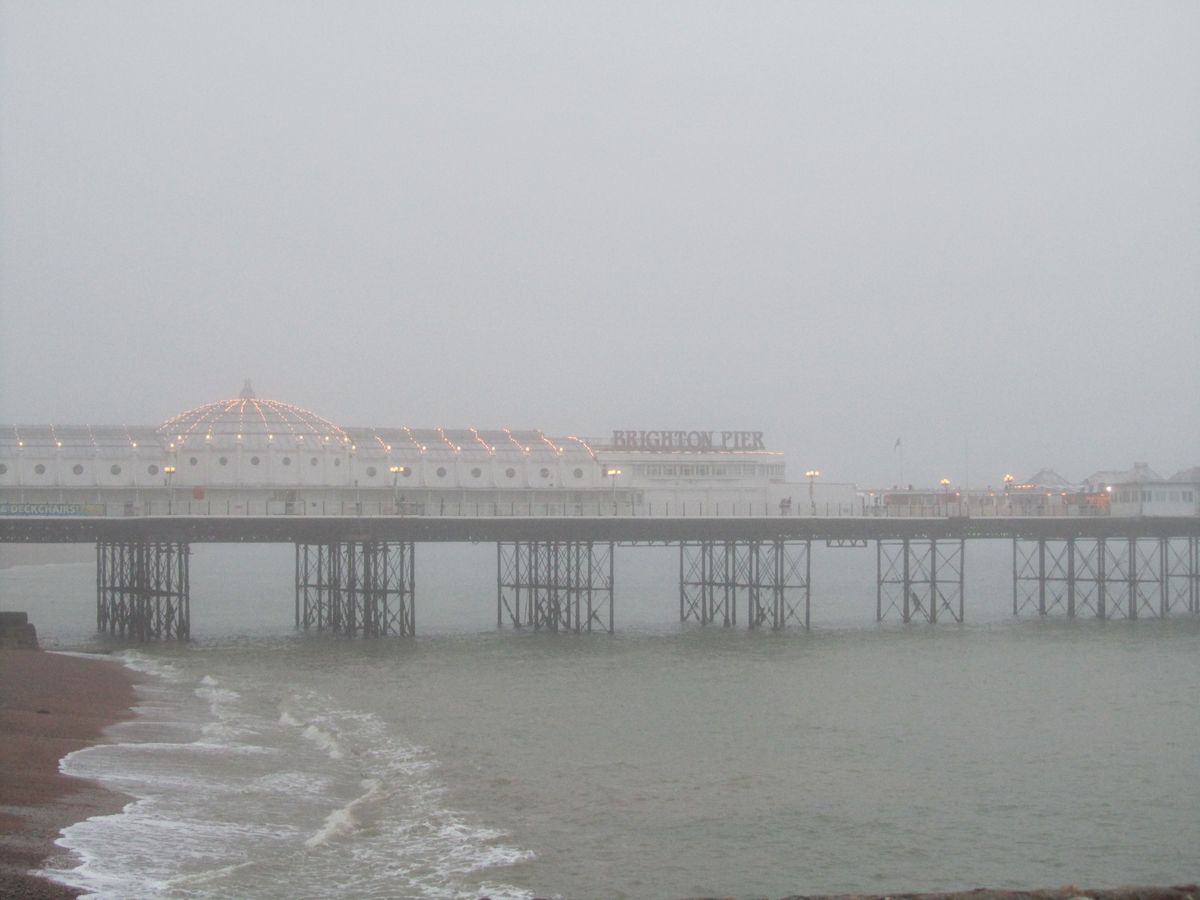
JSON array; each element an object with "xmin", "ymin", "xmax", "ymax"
[{"xmin": 3, "ymin": 539, "xmax": 1198, "ymax": 899}]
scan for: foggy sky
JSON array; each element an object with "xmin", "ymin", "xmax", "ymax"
[{"xmin": 1, "ymin": 1, "xmax": 1197, "ymax": 489}]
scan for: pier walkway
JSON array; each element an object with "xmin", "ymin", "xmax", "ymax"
[{"xmin": 2, "ymin": 515, "xmax": 1197, "ymax": 641}]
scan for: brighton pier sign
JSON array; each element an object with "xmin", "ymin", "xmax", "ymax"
[{"xmin": 610, "ymin": 430, "xmax": 766, "ymax": 451}]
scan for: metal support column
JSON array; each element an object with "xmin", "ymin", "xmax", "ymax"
[
  {"xmin": 296, "ymin": 541, "xmax": 414, "ymax": 637},
  {"xmin": 683, "ymin": 540, "xmax": 809, "ymax": 630},
  {"xmin": 96, "ymin": 540, "xmax": 190, "ymax": 641},
  {"xmin": 1012, "ymin": 535, "xmax": 1188, "ymax": 621},
  {"xmin": 878, "ymin": 539, "xmax": 963, "ymax": 624},
  {"xmin": 498, "ymin": 541, "xmax": 614, "ymax": 633}
]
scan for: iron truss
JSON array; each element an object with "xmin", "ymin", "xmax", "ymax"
[
  {"xmin": 876, "ymin": 539, "xmax": 965, "ymax": 624},
  {"xmin": 496, "ymin": 541, "xmax": 614, "ymax": 633},
  {"xmin": 679, "ymin": 539, "xmax": 810, "ymax": 630},
  {"xmin": 1013, "ymin": 536, "xmax": 1199, "ymax": 619},
  {"xmin": 96, "ymin": 540, "xmax": 190, "ymax": 641},
  {"xmin": 295, "ymin": 541, "xmax": 415, "ymax": 636}
]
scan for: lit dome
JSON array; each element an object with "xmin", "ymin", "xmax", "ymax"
[{"xmin": 159, "ymin": 381, "xmax": 349, "ymax": 451}]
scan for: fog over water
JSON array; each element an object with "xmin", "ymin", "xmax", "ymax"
[
  {"xmin": 2, "ymin": 6, "xmax": 1199, "ymax": 898},
  {"xmin": 1, "ymin": 2, "xmax": 1198, "ymax": 487},
  {"xmin": 4, "ymin": 545, "xmax": 1199, "ymax": 898}
]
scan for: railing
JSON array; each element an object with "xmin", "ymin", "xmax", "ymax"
[{"xmin": 64, "ymin": 498, "xmax": 1113, "ymax": 519}]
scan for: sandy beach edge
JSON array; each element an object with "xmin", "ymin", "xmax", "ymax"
[{"xmin": 0, "ymin": 648, "xmax": 141, "ymax": 899}]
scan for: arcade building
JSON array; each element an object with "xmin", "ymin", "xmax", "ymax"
[{"xmin": 0, "ymin": 383, "xmax": 844, "ymax": 517}]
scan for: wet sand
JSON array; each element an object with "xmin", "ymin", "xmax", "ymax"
[{"xmin": 0, "ymin": 649, "xmax": 139, "ymax": 898}]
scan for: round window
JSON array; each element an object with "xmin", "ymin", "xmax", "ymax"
[
  {"xmin": 505, "ymin": 467, "xmax": 516, "ymax": 478},
  {"xmin": 436, "ymin": 466, "xmax": 447, "ymax": 478},
  {"xmin": 250, "ymin": 456, "xmax": 260, "ymax": 466},
  {"xmin": 148, "ymin": 464, "xmax": 159, "ymax": 476},
  {"xmin": 310, "ymin": 457, "xmax": 319, "ymax": 466},
  {"xmin": 189, "ymin": 456, "xmax": 198, "ymax": 466},
  {"xmin": 219, "ymin": 457, "xmax": 228, "ymax": 466},
  {"xmin": 402, "ymin": 467, "xmax": 412, "ymax": 477},
  {"xmin": 73, "ymin": 464, "xmax": 84, "ymax": 475},
  {"xmin": 333, "ymin": 458, "xmax": 341, "ymax": 467},
  {"xmin": 573, "ymin": 468, "xmax": 583, "ymax": 479},
  {"xmin": 471, "ymin": 467, "xmax": 482, "ymax": 478},
  {"xmin": 34, "ymin": 463, "xmax": 46, "ymax": 475},
  {"xmin": 366, "ymin": 466, "xmax": 377, "ymax": 477},
  {"xmin": 282, "ymin": 456, "xmax": 292, "ymax": 466},
  {"xmin": 0, "ymin": 463, "xmax": 7, "ymax": 475},
  {"xmin": 540, "ymin": 467, "xmax": 550, "ymax": 478},
  {"xmin": 110, "ymin": 464, "xmax": 122, "ymax": 475}
]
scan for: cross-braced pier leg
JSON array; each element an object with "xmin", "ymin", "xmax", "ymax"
[
  {"xmin": 296, "ymin": 541, "xmax": 414, "ymax": 636},
  {"xmin": 96, "ymin": 540, "xmax": 190, "ymax": 641},
  {"xmin": 878, "ymin": 539, "xmax": 964, "ymax": 624},
  {"xmin": 1011, "ymin": 536, "xmax": 1198, "ymax": 620},
  {"xmin": 1161, "ymin": 537, "xmax": 1195, "ymax": 617},
  {"xmin": 497, "ymin": 541, "xmax": 613, "ymax": 633},
  {"xmin": 1012, "ymin": 538, "xmax": 1074, "ymax": 617},
  {"xmin": 1099, "ymin": 538, "xmax": 1163, "ymax": 620},
  {"xmin": 679, "ymin": 542, "xmax": 734, "ymax": 625},
  {"xmin": 682, "ymin": 540, "xmax": 809, "ymax": 630},
  {"xmin": 746, "ymin": 539, "xmax": 811, "ymax": 630}
]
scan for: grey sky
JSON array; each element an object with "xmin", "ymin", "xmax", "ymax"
[{"xmin": 1, "ymin": 1, "xmax": 1197, "ymax": 488}]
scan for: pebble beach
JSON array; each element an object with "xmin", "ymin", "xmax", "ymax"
[{"xmin": 0, "ymin": 649, "xmax": 138, "ymax": 898}]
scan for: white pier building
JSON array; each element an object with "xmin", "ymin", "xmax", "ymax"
[{"xmin": 1, "ymin": 383, "xmax": 849, "ymax": 516}]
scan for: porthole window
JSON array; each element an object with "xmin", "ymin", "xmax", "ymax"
[
  {"xmin": 0, "ymin": 463, "xmax": 7, "ymax": 475},
  {"xmin": 110, "ymin": 464, "xmax": 122, "ymax": 475},
  {"xmin": 505, "ymin": 467, "xmax": 516, "ymax": 478},
  {"xmin": 249, "ymin": 456, "xmax": 259, "ymax": 466},
  {"xmin": 282, "ymin": 456, "xmax": 291, "ymax": 466},
  {"xmin": 540, "ymin": 467, "xmax": 550, "ymax": 478},
  {"xmin": 73, "ymin": 464, "xmax": 84, "ymax": 476},
  {"xmin": 366, "ymin": 466, "xmax": 377, "ymax": 478},
  {"xmin": 471, "ymin": 467, "xmax": 482, "ymax": 478},
  {"xmin": 402, "ymin": 468, "xmax": 412, "ymax": 478},
  {"xmin": 219, "ymin": 457, "xmax": 229, "ymax": 466},
  {"xmin": 333, "ymin": 458, "xmax": 341, "ymax": 467},
  {"xmin": 189, "ymin": 457, "xmax": 198, "ymax": 466},
  {"xmin": 147, "ymin": 464, "xmax": 159, "ymax": 476},
  {"xmin": 34, "ymin": 463, "xmax": 46, "ymax": 475},
  {"xmin": 573, "ymin": 468, "xmax": 583, "ymax": 479},
  {"xmin": 310, "ymin": 457, "xmax": 319, "ymax": 466},
  {"xmin": 436, "ymin": 466, "xmax": 447, "ymax": 478}
]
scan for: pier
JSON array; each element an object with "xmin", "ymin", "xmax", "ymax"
[{"xmin": 2, "ymin": 514, "xmax": 1197, "ymax": 641}]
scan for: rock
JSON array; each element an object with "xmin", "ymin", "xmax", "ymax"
[{"xmin": 0, "ymin": 612, "xmax": 40, "ymax": 649}]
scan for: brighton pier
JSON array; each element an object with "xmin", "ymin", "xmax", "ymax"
[{"xmin": 2, "ymin": 385, "xmax": 1198, "ymax": 641}]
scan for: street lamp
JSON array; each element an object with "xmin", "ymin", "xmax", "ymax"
[
  {"xmin": 939, "ymin": 477, "xmax": 951, "ymax": 515},
  {"xmin": 606, "ymin": 468, "xmax": 622, "ymax": 507},
  {"xmin": 805, "ymin": 469, "xmax": 820, "ymax": 516},
  {"xmin": 389, "ymin": 465, "xmax": 409, "ymax": 513},
  {"xmin": 163, "ymin": 465, "xmax": 176, "ymax": 515}
]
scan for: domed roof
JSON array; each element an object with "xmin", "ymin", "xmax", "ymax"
[{"xmin": 159, "ymin": 381, "xmax": 350, "ymax": 451}]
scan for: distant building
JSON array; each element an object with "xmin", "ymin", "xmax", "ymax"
[
  {"xmin": 0, "ymin": 383, "xmax": 833, "ymax": 517},
  {"xmin": 1084, "ymin": 463, "xmax": 1198, "ymax": 517}
]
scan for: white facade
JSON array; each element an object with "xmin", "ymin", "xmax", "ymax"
[
  {"xmin": 0, "ymin": 393, "xmax": 810, "ymax": 515},
  {"xmin": 1108, "ymin": 482, "xmax": 1199, "ymax": 517}
]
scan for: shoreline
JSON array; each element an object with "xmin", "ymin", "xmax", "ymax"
[{"xmin": 0, "ymin": 648, "xmax": 141, "ymax": 899}]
